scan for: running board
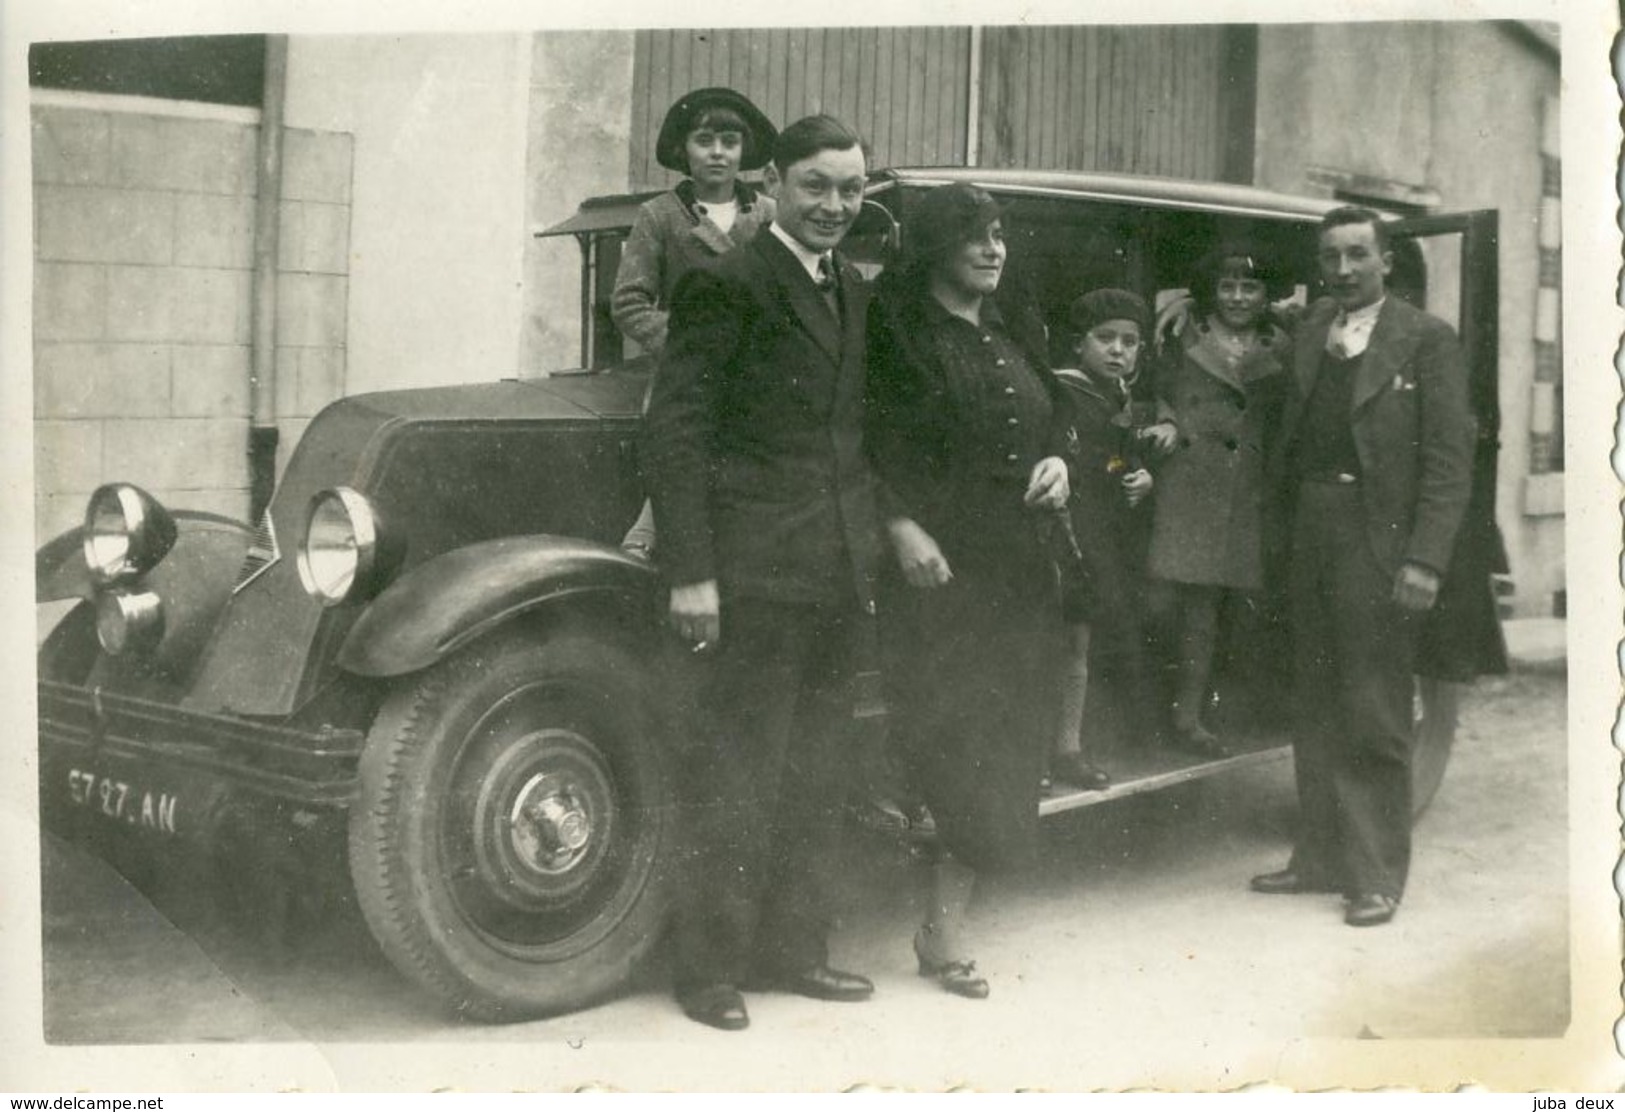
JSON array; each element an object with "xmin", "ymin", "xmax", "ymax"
[{"xmin": 1038, "ymin": 743, "xmax": 1291, "ymax": 818}]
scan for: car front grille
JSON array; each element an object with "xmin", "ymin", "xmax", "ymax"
[{"xmin": 232, "ymin": 510, "xmax": 281, "ymax": 593}]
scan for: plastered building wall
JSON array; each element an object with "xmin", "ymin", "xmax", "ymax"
[
  {"xmin": 31, "ymin": 94, "xmax": 352, "ymax": 542},
  {"xmin": 521, "ymin": 31, "xmax": 636, "ymax": 374},
  {"xmin": 282, "ymin": 34, "xmax": 533, "ymax": 396}
]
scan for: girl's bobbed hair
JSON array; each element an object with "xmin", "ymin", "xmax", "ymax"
[
  {"xmin": 1190, "ymin": 243, "xmax": 1293, "ymax": 317},
  {"xmin": 654, "ymin": 87, "xmax": 777, "ymax": 173}
]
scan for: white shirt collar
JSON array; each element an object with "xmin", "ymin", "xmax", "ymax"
[
  {"xmin": 1339, "ymin": 297, "xmax": 1386, "ymax": 329},
  {"xmin": 1326, "ymin": 296, "xmax": 1386, "ymax": 357},
  {"xmin": 769, "ymin": 221, "xmax": 829, "ymax": 282}
]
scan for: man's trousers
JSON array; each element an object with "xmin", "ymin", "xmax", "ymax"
[
  {"xmin": 665, "ymin": 596, "xmax": 864, "ymax": 994},
  {"xmin": 1286, "ymin": 480, "xmax": 1420, "ymax": 900}
]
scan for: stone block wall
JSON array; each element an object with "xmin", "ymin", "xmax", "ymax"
[
  {"xmin": 32, "ymin": 94, "xmax": 353, "ymax": 544},
  {"xmin": 271, "ymin": 126, "xmax": 352, "ymax": 474}
]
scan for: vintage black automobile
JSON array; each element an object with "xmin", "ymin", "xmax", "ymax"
[{"xmin": 35, "ymin": 167, "xmax": 1504, "ymax": 1021}]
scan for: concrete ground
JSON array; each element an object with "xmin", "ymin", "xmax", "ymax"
[{"xmin": 28, "ymin": 648, "xmax": 1591, "ymax": 1091}]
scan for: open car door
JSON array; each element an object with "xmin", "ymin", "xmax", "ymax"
[
  {"xmin": 1033, "ymin": 208, "xmax": 1506, "ymax": 822},
  {"xmin": 1386, "ymin": 209, "xmax": 1509, "ymax": 817}
]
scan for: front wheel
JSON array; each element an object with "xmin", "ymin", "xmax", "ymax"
[{"xmin": 348, "ymin": 625, "xmax": 672, "ymax": 1021}]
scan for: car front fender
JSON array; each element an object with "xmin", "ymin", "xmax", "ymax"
[
  {"xmin": 337, "ymin": 535, "xmax": 662, "ymax": 677},
  {"xmin": 36, "ymin": 527, "xmax": 95, "ymax": 603}
]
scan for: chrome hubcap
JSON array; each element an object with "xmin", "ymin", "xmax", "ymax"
[
  {"xmin": 510, "ymin": 774, "xmax": 594, "ymax": 873},
  {"xmin": 465, "ymin": 723, "xmax": 618, "ymax": 915}
]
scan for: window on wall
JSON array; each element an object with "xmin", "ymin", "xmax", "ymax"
[{"xmin": 29, "ymin": 35, "xmax": 267, "ymax": 106}]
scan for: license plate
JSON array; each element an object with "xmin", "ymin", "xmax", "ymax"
[{"xmin": 66, "ymin": 767, "xmax": 180, "ymax": 834}]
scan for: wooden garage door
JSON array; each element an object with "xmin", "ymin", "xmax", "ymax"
[
  {"xmin": 978, "ymin": 24, "xmax": 1256, "ymax": 182},
  {"xmin": 630, "ymin": 27, "xmax": 973, "ymax": 189},
  {"xmin": 630, "ymin": 25, "xmax": 1256, "ymax": 187}
]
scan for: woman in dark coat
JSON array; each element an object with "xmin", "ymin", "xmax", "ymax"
[
  {"xmin": 1146, "ymin": 246, "xmax": 1292, "ymax": 751},
  {"xmin": 867, "ymin": 184, "xmax": 1071, "ymax": 999}
]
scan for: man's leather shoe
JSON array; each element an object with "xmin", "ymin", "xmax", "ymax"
[
  {"xmin": 746, "ymin": 964, "xmax": 874, "ymax": 1002},
  {"xmin": 678, "ymin": 984, "xmax": 749, "ymax": 1031},
  {"xmin": 1344, "ymin": 893, "xmax": 1399, "ymax": 927},
  {"xmin": 914, "ymin": 930, "xmax": 989, "ymax": 999},
  {"xmin": 1249, "ymin": 868, "xmax": 1341, "ymax": 895}
]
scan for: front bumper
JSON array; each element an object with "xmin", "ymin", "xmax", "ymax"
[{"xmin": 39, "ymin": 680, "xmax": 365, "ymax": 843}]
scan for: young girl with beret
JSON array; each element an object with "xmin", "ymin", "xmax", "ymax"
[{"xmin": 614, "ymin": 88, "xmax": 778, "ymax": 557}]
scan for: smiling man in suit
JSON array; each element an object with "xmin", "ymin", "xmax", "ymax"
[
  {"xmin": 1251, "ymin": 206, "xmax": 1474, "ymax": 927},
  {"xmin": 642, "ymin": 114, "xmax": 881, "ymax": 1030}
]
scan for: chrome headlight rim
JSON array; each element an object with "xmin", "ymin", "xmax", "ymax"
[
  {"xmin": 94, "ymin": 588, "xmax": 165, "ymax": 656},
  {"xmin": 82, "ymin": 483, "xmax": 177, "ymax": 586},
  {"xmin": 297, "ymin": 486, "xmax": 384, "ymax": 607}
]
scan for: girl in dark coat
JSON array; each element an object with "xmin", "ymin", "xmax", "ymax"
[
  {"xmin": 867, "ymin": 184, "xmax": 1071, "ymax": 999},
  {"xmin": 1051, "ymin": 289, "xmax": 1168, "ymax": 788},
  {"xmin": 1147, "ymin": 247, "xmax": 1291, "ymax": 750}
]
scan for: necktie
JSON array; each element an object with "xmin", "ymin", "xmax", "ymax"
[
  {"xmin": 1329, "ymin": 312, "xmax": 1351, "ymax": 359},
  {"xmin": 815, "ymin": 254, "xmax": 840, "ymax": 318},
  {"xmin": 815, "ymin": 254, "xmax": 837, "ymax": 290}
]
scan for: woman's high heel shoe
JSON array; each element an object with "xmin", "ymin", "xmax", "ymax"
[{"xmin": 913, "ymin": 929, "xmax": 990, "ymax": 999}]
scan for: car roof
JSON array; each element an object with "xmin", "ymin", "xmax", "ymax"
[
  {"xmin": 536, "ymin": 166, "xmax": 1341, "ymax": 238},
  {"xmin": 871, "ymin": 167, "xmax": 1339, "ymax": 221},
  {"xmin": 539, "ymin": 189, "xmax": 667, "ymax": 236}
]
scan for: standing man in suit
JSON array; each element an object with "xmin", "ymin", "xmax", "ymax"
[
  {"xmin": 643, "ymin": 114, "xmax": 881, "ymax": 1030},
  {"xmin": 1250, "ymin": 206, "xmax": 1474, "ymax": 927}
]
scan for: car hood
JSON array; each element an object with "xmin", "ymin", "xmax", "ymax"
[{"xmin": 185, "ymin": 370, "xmax": 647, "ymax": 718}]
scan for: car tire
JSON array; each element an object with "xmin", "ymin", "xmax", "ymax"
[
  {"xmin": 348, "ymin": 623, "xmax": 672, "ymax": 1021},
  {"xmin": 1412, "ymin": 676, "xmax": 1459, "ymax": 821}
]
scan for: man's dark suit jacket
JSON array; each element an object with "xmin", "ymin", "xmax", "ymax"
[
  {"xmin": 642, "ymin": 227, "xmax": 881, "ymax": 609},
  {"xmin": 1277, "ymin": 295, "xmax": 1475, "ymax": 577}
]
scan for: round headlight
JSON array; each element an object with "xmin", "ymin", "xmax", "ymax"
[
  {"xmin": 83, "ymin": 484, "xmax": 177, "ymax": 585},
  {"xmin": 95, "ymin": 589, "xmax": 165, "ymax": 656},
  {"xmin": 297, "ymin": 487, "xmax": 383, "ymax": 606}
]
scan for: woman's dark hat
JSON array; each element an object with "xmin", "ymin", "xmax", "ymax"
[
  {"xmin": 655, "ymin": 87, "xmax": 777, "ymax": 173},
  {"xmin": 1069, "ymin": 288, "xmax": 1151, "ymax": 335},
  {"xmin": 904, "ymin": 182, "xmax": 1008, "ymax": 268}
]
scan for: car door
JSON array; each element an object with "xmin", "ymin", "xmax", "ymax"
[
  {"xmin": 1386, "ymin": 210, "xmax": 1509, "ymax": 673},
  {"xmin": 1381, "ymin": 209, "xmax": 1508, "ymax": 816},
  {"xmin": 1386, "ymin": 210, "xmax": 1502, "ymax": 514}
]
